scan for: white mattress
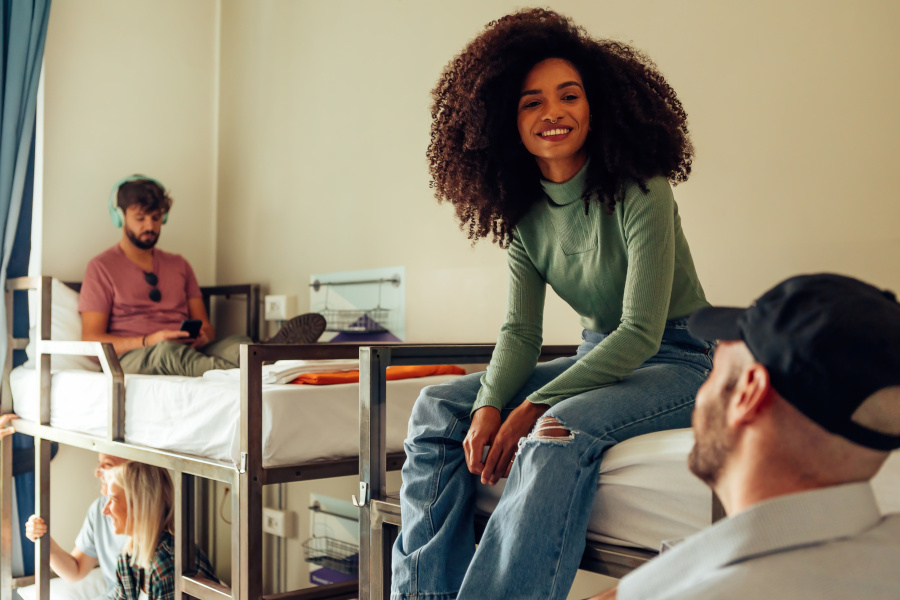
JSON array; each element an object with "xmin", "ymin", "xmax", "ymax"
[
  {"xmin": 476, "ymin": 429, "xmax": 900, "ymax": 551},
  {"xmin": 10, "ymin": 366, "xmax": 459, "ymax": 469}
]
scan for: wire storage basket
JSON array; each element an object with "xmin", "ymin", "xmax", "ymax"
[
  {"xmin": 319, "ymin": 308, "xmax": 389, "ymax": 333},
  {"xmin": 303, "ymin": 500, "xmax": 361, "ymax": 576},
  {"xmin": 311, "ymin": 275, "xmax": 400, "ymax": 334},
  {"xmin": 302, "ymin": 536, "xmax": 359, "ymax": 576}
]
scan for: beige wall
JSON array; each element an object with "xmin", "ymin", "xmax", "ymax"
[
  {"xmin": 46, "ymin": 447, "xmax": 105, "ymax": 559},
  {"xmin": 215, "ymin": 0, "xmax": 900, "ymax": 345},
  {"xmin": 38, "ymin": 0, "xmax": 219, "ymax": 553},
  {"xmin": 37, "ymin": 0, "xmax": 900, "ymax": 596},
  {"xmin": 212, "ymin": 1, "xmax": 900, "ymax": 596},
  {"xmin": 41, "ymin": 0, "xmax": 219, "ymax": 282}
]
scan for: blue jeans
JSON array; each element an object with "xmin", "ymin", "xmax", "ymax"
[{"xmin": 391, "ymin": 319, "xmax": 714, "ymax": 600}]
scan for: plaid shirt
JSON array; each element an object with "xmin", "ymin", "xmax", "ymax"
[{"xmin": 114, "ymin": 531, "xmax": 219, "ymax": 600}]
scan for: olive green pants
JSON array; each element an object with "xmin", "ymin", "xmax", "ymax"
[{"xmin": 119, "ymin": 335, "xmax": 252, "ymax": 376}]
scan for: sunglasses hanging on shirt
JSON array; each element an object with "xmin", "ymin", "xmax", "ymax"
[{"xmin": 144, "ymin": 271, "xmax": 161, "ymax": 302}]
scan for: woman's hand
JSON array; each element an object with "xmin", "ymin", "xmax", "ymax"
[
  {"xmin": 25, "ymin": 515, "xmax": 46, "ymax": 542},
  {"xmin": 463, "ymin": 407, "xmax": 501, "ymax": 478},
  {"xmin": 481, "ymin": 401, "xmax": 549, "ymax": 486}
]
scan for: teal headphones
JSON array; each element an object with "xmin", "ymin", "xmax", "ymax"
[{"xmin": 108, "ymin": 174, "xmax": 169, "ymax": 228}]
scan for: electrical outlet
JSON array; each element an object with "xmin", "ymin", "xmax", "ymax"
[
  {"xmin": 264, "ymin": 295, "xmax": 297, "ymax": 321},
  {"xmin": 265, "ymin": 295, "xmax": 288, "ymax": 321},
  {"xmin": 262, "ymin": 507, "xmax": 295, "ymax": 538}
]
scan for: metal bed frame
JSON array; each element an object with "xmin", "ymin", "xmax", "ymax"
[
  {"xmin": 0, "ymin": 277, "xmax": 724, "ymax": 600},
  {"xmin": 0, "ymin": 276, "xmax": 382, "ymax": 600},
  {"xmin": 354, "ymin": 344, "xmax": 727, "ymax": 600}
]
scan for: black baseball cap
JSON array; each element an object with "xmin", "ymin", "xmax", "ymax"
[{"xmin": 688, "ymin": 273, "xmax": 900, "ymax": 451}]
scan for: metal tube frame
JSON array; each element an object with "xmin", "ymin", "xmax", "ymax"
[
  {"xmin": 0, "ymin": 277, "xmax": 396, "ymax": 600},
  {"xmin": 356, "ymin": 344, "xmax": 727, "ymax": 600}
]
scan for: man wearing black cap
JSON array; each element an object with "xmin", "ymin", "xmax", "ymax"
[{"xmin": 591, "ymin": 273, "xmax": 900, "ymax": 599}]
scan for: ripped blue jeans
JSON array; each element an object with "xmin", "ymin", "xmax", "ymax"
[{"xmin": 391, "ymin": 319, "xmax": 714, "ymax": 600}]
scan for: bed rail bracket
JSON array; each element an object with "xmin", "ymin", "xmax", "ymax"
[
  {"xmin": 352, "ymin": 482, "xmax": 369, "ymax": 507},
  {"xmin": 239, "ymin": 452, "xmax": 248, "ymax": 474}
]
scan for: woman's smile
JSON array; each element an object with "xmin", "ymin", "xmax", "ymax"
[
  {"xmin": 517, "ymin": 57, "xmax": 590, "ymax": 182},
  {"xmin": 537, "ymin": 127, "xmax": 574, "ymax": 141}
]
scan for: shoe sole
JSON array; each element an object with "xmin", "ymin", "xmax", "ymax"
[{"xmin": 267, "ymin": 313, "xmax": 327, "ymax": 344}]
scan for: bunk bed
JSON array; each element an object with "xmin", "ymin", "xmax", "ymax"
[
  {"xmin": 354, "ymin": 344, "xmax": 900, "ymax": 600},
  {"xmin": 9, "ymin": 277, "xmax": 898, "ymax": 600},
  {"xmin": 0, "ymin": 276, "xmax": 460, "ymax": 600}
]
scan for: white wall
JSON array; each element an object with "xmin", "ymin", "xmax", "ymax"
[
  {"xmin": 47, "ymin": 447, "xmax": 105, "ymax": 559},
  {"xmin": 215, "ymin": 0, "xmax": 900, "ymax": 345},
  {"xmin": 37, "ymin": 0, "xmax": 219, "ymax": 554},
  {"xmin": 36, "ymin": 0, "xmax": 900, "ymax": 596},
  {"xmin": 215, "ymin": 0, "xmax": 562, "ymax": 344},
  {"xmin": 213, "ymin": 1, "xmax": 900, "ymax": 595},
  {"xmin": 41, "ymin": 0, "xmax": 219, "ymax": 282}
]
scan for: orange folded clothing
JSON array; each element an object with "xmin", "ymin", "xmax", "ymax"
[{"xmin": 291, "ymin": 364, "xmax": 466, "ymax": 385}]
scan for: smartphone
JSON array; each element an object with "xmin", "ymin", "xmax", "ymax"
[{"xmin": 179, "ymin": 319, "xmax": 202, "ymax": 339}]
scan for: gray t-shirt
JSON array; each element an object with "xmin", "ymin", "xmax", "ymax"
[{"xmin": 74, "ymin": 496, "xmax": 129, "ymax": 598}]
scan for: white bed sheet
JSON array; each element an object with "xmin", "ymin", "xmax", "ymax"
[
  {"xmin": 10, "ymin": 366, "xmax": 458, "ymax": 469},
  {"xmin": 476, "ymin": 428, "xmax": 900, "ymax": 551}
]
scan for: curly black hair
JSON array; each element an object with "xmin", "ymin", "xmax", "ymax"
[{"xmin": 428, "ymin": 8, "xmax": 693, "ymax": 246}]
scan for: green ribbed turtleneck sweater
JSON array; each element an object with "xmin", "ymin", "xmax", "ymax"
[{"xmin": 473, "ymin": 165, "xmax": 709, "ymax": 412}]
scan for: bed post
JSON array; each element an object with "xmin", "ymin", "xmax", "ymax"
[
  {"xmin": 175, "ymin": 470, "xmax": 197, "ymax": 599},
  {"xmin": 197, "ymin": 476, "xmax": 211, "ymax": 562},
  {"xmin": 33, "ymin": 439, "xmax": 50, "ymax": 600},
  {"xmin": 98, "ymin": 343, "xmax": 125, "ymax": 443},
  {"xmin": 1, "ymin": 278, "xmax": 15, "ymax": 600},
  {"xmin": 230, "ymin": 473, "xmax": 242, "ymax": 599},
  {"xmin": 237, "ymin": 344, "xmax": 264, "ymax": 600},
  {"xmin": 247, "ymin": 286, "xmax": 260, "ymax": 343},
  {"xmin": 0, "ymin": 435, "xmax": 11, "ymax": 600},
  {"xmin": 34, "ymin": 277, "xmax": 51, "ymax": 600},
  {"xmin": 358, "ymin": 346, "xmax": 390, "ymax": 600}
]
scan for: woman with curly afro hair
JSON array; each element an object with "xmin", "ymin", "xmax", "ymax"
[{"xmin": 394, "ymin": 9, "xmax": 713, "ymax": 599}]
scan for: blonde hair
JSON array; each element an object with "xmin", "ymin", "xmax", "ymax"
[{"xmin": 105, "ymin": 462, "xmax": 174, "ymax": 570}]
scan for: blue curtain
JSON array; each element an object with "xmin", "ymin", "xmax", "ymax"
[
  {"xmin": 9, "ymin": 130, "xmax": 35, "ymax": 577},
  {"xmin": 9, "ymin": 129, "xmax": 33, "ymax": 368},
  {"xmin": 0, "ymin": 0, "xmax": 53, "ymax": 579}
]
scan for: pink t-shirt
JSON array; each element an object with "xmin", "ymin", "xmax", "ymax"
[{"xmin": 78, "ymin": 244, "xmax": 203, "ymax": 338}]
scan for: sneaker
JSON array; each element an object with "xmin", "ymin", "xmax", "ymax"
[{"xmin": 266, "ymin": 313, "xmax": 327, "ymax": 344}]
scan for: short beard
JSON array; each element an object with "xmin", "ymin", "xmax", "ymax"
[
  {"xmin": 126, "ymin": 228, "xmax": 158, "ymax": 250},
  {"xmin": 688, "ymin": 400, "xmax": 731, "ymax": 487}
]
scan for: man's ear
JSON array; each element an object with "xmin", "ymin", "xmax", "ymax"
[{"xmin": 729, "ymin": 363, "xmax": 773, "ymax": 426}]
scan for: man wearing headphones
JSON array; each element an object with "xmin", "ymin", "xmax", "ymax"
[{"xmin": 78, "ymin": 176, "xmax": 324, "ymax": 376}]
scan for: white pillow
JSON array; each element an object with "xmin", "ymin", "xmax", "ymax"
[
  {"xmin": 23, "ymin": 278, "xmax": 100, "ymax": 372},
  {"xmin": 15, "ymin": 566, "xmax": 108, "ymax": 600}
]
